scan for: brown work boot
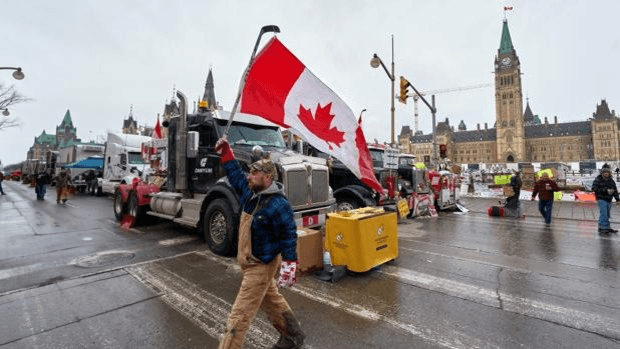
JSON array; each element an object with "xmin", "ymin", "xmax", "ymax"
[{"xmin": 272, "ymin": 311, "xmax": 305, "ymax": 349}]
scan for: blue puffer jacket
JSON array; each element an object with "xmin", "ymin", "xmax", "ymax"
[{"xmin": 224, "ymin": 160, "xmax": 298, "ymax": 263}]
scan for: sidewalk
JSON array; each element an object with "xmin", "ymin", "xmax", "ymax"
[{"xmin": 458, "ymin": 196, "xmax": 620, "ymax": 223}]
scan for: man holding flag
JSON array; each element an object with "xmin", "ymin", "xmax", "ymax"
[{"xmin": 214, "ymin": 30, "xmax": 385, "ymax": 348}]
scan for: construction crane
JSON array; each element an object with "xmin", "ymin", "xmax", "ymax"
[{"xmin": 409, "ymin": 83, "xmax": 493, "ymax": 133}]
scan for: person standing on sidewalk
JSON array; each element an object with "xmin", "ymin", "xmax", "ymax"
[
  {"xmin": 531, "ymin": 172, "xmax": 560, "ymax": 224},
  {"xmin": 592, "ymin": 164, "xmax": 620, "ymax": 235},
  {"xmin": 215, "ymin": 138, "xmax": 305, "ymax": 349}
]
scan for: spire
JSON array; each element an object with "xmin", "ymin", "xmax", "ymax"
[
  {"xmin": 593, "ymin": 99, "xmax": 614, "ymax": 120},
  {"xmin": 523, "ymin": 98, "xmax": 535, "ymax": 125},
  {"xmin": 128, "ymin": 104, "xmax": 134, "ymax": 119},
  {"xmin": 60, "ymin": 109, "xmax": 73, "ymax": 127},
  {"xmin": 499, "ymin": 19, "xmax": 514, "ymax": 54},
  {"xmin": 201, "ymin": 68, "xmax": 217, "ymax": 110}
]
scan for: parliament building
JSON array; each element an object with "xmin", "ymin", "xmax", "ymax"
[{"xmin": 398, "ymin": 19, "xmax": 617, "ymax": 165}]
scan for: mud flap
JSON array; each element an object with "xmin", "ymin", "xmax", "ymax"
[
  {"xmin": 455, "ymin": 203, "xmax": 469, "ymax": 212},
  {"xmin": 120, "ymin": 214, "xmax": 136, "ymax": 230}
]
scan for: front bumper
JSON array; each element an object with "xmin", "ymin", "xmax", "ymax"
[{"xmin": 294, "ymin": 203, "xmax": 336, "ymax": 229}]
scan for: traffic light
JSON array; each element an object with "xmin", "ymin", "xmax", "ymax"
[
  {"xmin": 440, "ymin": 144, "xmax": 447, "ymax": 158},
  {"xmin": 399, "ymin": 76, "xmax": 410, "ymax": 104}
]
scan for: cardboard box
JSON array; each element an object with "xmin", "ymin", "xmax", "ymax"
[{"xmin": 296, "ymin": 227, "xmax": 323, "ymax": 275}]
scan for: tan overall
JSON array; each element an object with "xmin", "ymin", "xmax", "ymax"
[{"xmin": 218, "ymin": 205, "xmax": 293, "ymax": 349}]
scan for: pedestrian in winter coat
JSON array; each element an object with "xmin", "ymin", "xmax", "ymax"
[
  {"xmin": 0, "ymin": 172, "xmax": 5, "ymax": 195},
  {"xmin": 506, "ymin": 170, "xmax": 522, "ymax": 211},
  {"xmin": 35, "ymin": 171, "xmax": 50, "ymax": 200},
  {"xmin": 531, "ymin": 172, "xmax": 560, "ymax": 224},
  {"xmin": 54, "ymin": 168, "xmax": 71, "ymax": 204},
  {"xmin": 592, "ymin": 164, "xmax": 620, "ymax": 235},
  {"xmin": 215, "ymin": 138, "xmax": 305, "ymax": 349}
]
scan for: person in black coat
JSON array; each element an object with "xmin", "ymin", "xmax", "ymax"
[
  {"xmin": 592, "ymin": 164, "xmax": 620, "ymax": 235},
  {"xmin": 505, "ymin": 170, "xmax": 522, "ymax": 211},
  {"xmin": 35, "ymin": 171, "xmax": 51, "ymax": 200}
]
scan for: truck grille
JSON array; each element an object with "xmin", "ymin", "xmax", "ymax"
[
  {"xmin": 311, "ymin": 169, "xmax": 328, "ymax": 202},
  {"xmin": 286, "ymin": 170, "xmax": 308, "ymax": 206}
]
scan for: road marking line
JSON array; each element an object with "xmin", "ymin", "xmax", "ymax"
[
  {"xmin": 158, "ymin": 236, "xmax": 198, "ymax": 246},
  {"xmin": 126, "ymin": 264, "xmax": 302, "ymax": 349},
  {"xmin": 379, "ymin": 265, "xmax": 620, "ymax": 340},
  {"xmin": 193, "ymin": 250, "xmax": 482, "ymax": 348},
  {"xmin": 0, "ymin": 263, "xmax": 46, "ymax": 280}
]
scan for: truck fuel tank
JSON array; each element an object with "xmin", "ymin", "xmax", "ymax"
[{"xmin": 150, "ymin": 192, "xmax": 183, "ymax": 217}]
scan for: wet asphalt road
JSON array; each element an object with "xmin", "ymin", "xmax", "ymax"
[{"xmin": 1, "ymin": 180, "xmax": 620, "ymax": 348}]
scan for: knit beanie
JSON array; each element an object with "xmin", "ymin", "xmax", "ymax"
[{"xmin": 601, "ymin": 164, "xmax": 612, "ymax": 175}]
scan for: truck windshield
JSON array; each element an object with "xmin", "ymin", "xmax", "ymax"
[
  {"xmin": 128, "ymin": 152, "xmax": 147, "ymax": 165},
  {"xmin": 223, "ymin": 124, "xmax": 285, "ymax": 148}
]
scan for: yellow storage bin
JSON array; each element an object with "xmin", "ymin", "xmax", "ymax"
[{"xmin": 325, "ymin": 207, "xmax": 398, "ymax": 273}]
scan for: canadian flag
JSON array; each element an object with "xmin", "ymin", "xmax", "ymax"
[
  {"xmin": 239, "ymin": 37, "xmax": 383, "ymax": 192},
  {"xmin": 153, "ymin": 116, "xmax": 163, "ymax": 140}
]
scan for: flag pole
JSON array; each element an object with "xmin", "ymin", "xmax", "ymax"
[{"xmin": 223, "ymin": 25, "xmax": 280, "ymax": 139}]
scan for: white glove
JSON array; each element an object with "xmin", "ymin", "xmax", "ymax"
[{"xmin": 277, "ymin": 261, "xmax": 298, "ymax": 288}]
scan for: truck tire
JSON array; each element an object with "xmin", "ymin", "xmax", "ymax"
[
  {"xmin": 203, "ymin": 198, "xmax": 236, "ymax": 256},
  {"xmin": 336, "ymin": 197, "xmax": 359, "ymax": 211},
  {"xmin": 113, "ymin": 190, "xmax": 126, "ymax": 221},
  {"xmin": 128, "ymin": 192, "xmax": 142, "ymax": 225}
]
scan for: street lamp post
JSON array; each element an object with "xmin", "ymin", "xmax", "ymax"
[
  {"xmin": 370, "ymin": 35, "xmax": 395, "ymax": 146},
  {"xmin": 0, "ymin": 67, "xmax": 25, "ymax": 80},
  {"xmin": 0, "ymin": 67, "xmax": 25, "ymax": 117}
]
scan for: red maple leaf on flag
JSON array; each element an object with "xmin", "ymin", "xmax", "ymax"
[{"xmin": 297, "ymin": 103, "xmax": 345, "ymax": 149}]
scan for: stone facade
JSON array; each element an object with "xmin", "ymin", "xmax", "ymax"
[{"xmin": 399, "ymin": 19, "xmax": 617, "ymax": 165}]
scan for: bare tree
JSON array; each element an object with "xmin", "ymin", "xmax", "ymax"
[{"xmin": 0, "ymin": 83, "xmax": 31, "ymax": 130}]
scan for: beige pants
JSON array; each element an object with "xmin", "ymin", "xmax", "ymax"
[{"xmin": 218, "ymin": 212, "xmax": 293, "ymax": 349}]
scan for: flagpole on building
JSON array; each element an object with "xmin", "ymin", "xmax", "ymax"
[{"xmin": 223, "ymin": 25, "xmax": 280, "ymax": 139}]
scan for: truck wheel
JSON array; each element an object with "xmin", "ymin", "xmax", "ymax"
[
  {"xmin": 203, "ymin": 198, "xmax": 236, "ymax": 256},
  {"xmin": 128, "ymin": 192, "xmax": 142, "ymax": 225},
  {"xmin": 113, "ymin": 190, "xmax": 126, "ymax": 221},
  {"xmin": 336, "ymin": 198, "xmax": 359, "ymax": 211}
]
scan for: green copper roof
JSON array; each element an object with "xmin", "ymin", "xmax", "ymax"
[
  {"xmin": 499, "ymin": 20, "xmax": 513, "ymax": 54},
  {"xmin": 36, "ymin": 130, "xmax": 57, "ymax": 145},
  {"xmin": 61, "ymin": 109, "xmax": 73, "ymax": 127}
]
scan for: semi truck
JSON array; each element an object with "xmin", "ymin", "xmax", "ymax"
[
  {"xmin": 114, "ymin": 90, "xmax": 335, "ymax": 256},
  {"xmin": 94, "ymin": 132, "xmax": 151, "ymax": 195}
]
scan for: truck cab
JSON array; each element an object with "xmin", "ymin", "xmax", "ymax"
[{"xmin": 98, "ymin": 132, "xmax": 152, "ymax": 195}]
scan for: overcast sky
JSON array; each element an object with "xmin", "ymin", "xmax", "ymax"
[{"xmin": 1, "ymin": 0, "xmax": 619, "ymax": 166}]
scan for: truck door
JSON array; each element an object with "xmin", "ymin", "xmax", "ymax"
[{"xmin": 189, "ymin": 125, "xmax": 221, "ymax": 193}]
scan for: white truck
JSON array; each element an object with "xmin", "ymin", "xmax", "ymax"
[{"xmin": 94, "ymin": 132, "xmax": 152, "ymax": 195}]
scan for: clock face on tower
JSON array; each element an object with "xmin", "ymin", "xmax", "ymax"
[{"xmin": 501, "ymin": 57, "xmax": 511, "ymax": 66}]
